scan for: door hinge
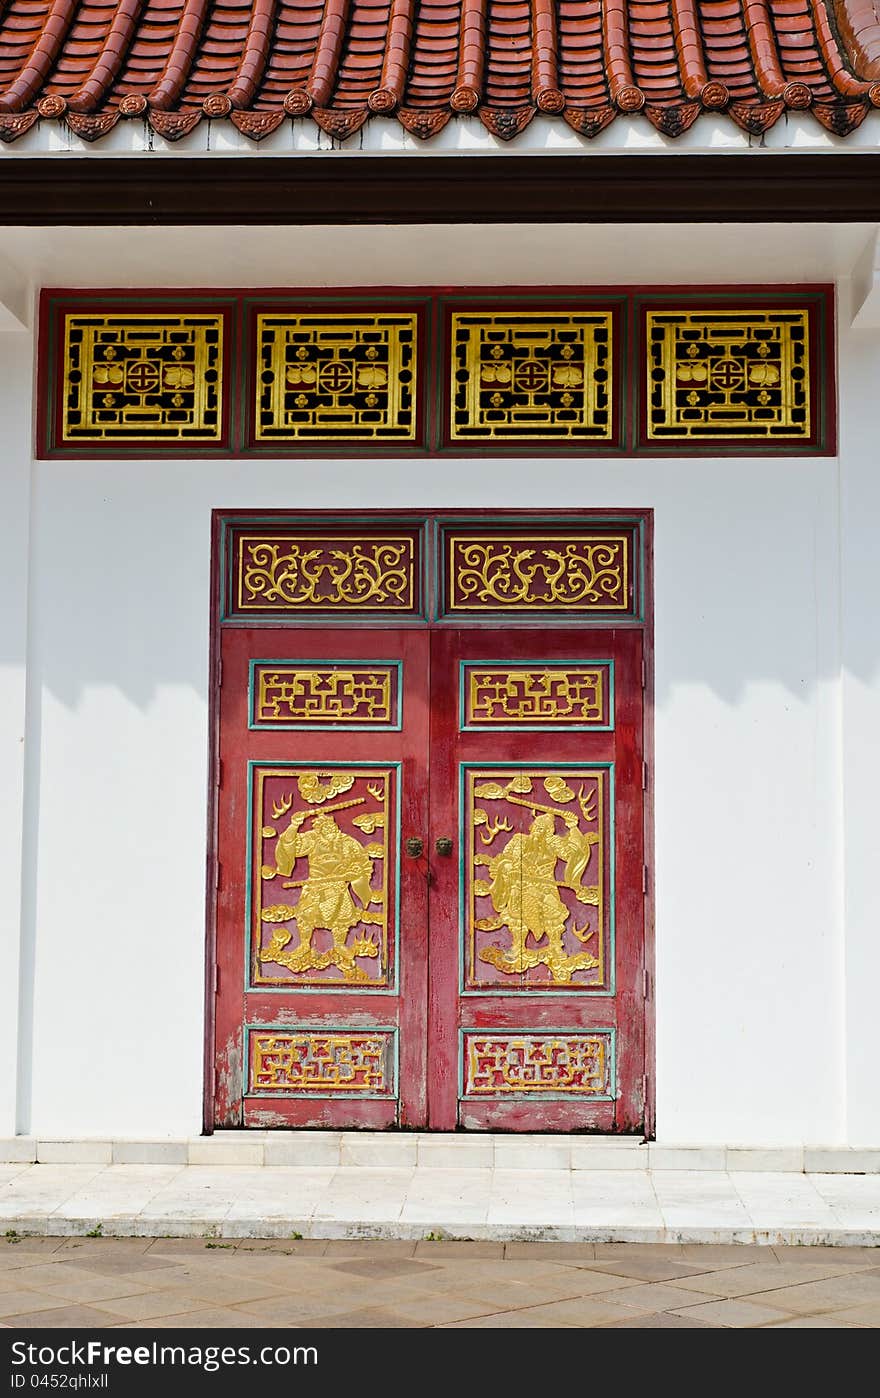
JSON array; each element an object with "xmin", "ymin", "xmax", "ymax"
[
  {"xmin": 643, "ymin": 967, "xmax": 651, "ymax": 1001},
  {"xmin": 214, "ymin": 758, "xmax": 223, "ymax": 789},
  {"xmin": 641, "ymin": 760, "xmax": 648, "ymax": 790},
  {"xmin": 214, "ymin": 964, "xmax": 220, "ymax": 995},
  {"xmin": 642, "ymin": 1074, "xmax": 649, "ymax": 1105},
  {"xmin": 215, "ymin": 860, "xmax": 222, "ymax": 892},
  {"xmin": 641, "ymin": 863, "xmax": 648, "ymax": 894},
  {"xmin": 640, "ymin": 656, "xmax": 647, "ymax": 690},
  {"xmin": 216, "ymin": 656, "xmax": 223, "ymax": 688}
]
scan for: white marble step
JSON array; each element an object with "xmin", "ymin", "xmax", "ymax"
[
  {"xmin": 1, "ymin": 1134, "xmax": 878, "ymax": 1173},
  {"xmin": 0, "ymin": 1160, "xmax": 878, "ymax": 1246}
]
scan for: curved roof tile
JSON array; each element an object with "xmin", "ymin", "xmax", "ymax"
[{"xmin": 0, "ymin": 0, "xmax": 878, "ymax": 141}]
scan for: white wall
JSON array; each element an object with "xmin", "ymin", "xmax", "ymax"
[
  {"xmin": 2, "ymin": 223, "xmax": 877, "ymax": 1145},
  {"xmin": 0, "ymin": 332, "xmax": 31, "ymax": 1137}
]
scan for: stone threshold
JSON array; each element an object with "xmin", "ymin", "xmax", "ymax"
[
  {"xmin": 3, "ymin": 1219, "xmax": 878, "ymax": 1248},
  {"xmin": 2, "ymin": 1133, "xmax": 878, "ymax": 1173}
]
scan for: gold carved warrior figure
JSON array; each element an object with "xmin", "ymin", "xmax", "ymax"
[
  {"xmin": 260, "ymin": 812, "xmax": 384, "ymax": 983},
  {"xmin": 475, "ymin": 811, "xmax": 600, "ymax": 984}
]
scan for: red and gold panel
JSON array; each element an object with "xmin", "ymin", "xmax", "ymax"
[
  {"xmin": 461, "ymin": 1030, "xmax": 614, "ymax": 1099},
  {"xmin": 250, "ymin": 662, "xmax": 401, "ymax": 730},
  {"xmin": 222, "ymin": 519, "xmax": 426, "ymax": 622},
  {"xmin": 251, "ymin": 764, "xmax": 398, "ymax": 990},
  {"xmin": 60, "ymin": 309, "xmax": 226, "ymax": 445},
  {"xmin": 438, "ymin": 520, "xmax": 641, "ymax": 621},
  {"xmin": 248, "ymin": 1027, "xmax": 396, "ymax": 1097},
  {"xmin": 447, "ymin": 307, "xmax": 616, "ymax": 444},
  {"xmin": 462, "ymin": 765, "xmax": 611, "ymax": 992},
  {"xmin": 462, "ymin": 661, "xmax": 612, "ymax": 730},
  {"xmin": 254, "ymin": 310, "xmax": 420, "ymax": 444}
]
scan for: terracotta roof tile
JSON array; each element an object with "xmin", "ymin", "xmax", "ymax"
[{"xmin": 0, "ymin": 0, "xmax": 878, "ymax": 140}]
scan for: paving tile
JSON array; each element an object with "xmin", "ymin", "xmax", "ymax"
[
  {"xmin": 148, "ymin": 1238, "xmax": 240, "ymax": 1257},
  {"xmin": 583, "ymin": 1256, "xmax": 710, "ymax": 1282},
  {"xmin": 764, "ymin": 1314, "xmax": 868, "ymax": 1328},
  {"xmin": 88, "ymin": 1291, "xmax": 217, "ymax": 1321},
  {"xmin": 594, "ymin": 1242, "xmax": 685, "ymax": 1259},
  {"xmin": 55, "ymin": 1237, "xmax": 155, "ymax": 1258},
  {"xmin": 236, "ymin": 1239, "xmax": 329, "ymax": 1255},
  {"xmin": 414, "ymin": 1241, "xmax": 504, "ymax": 1259},
  {"xmin": 439, "ymin": 1307, "xmax": 579, "ymax": 1328},
  {"xmin": 37, "ymin": 1273, "xmax": 152, "ymax": 1304},
  {"xmin": 678, "ymin": 1243, "xmax": 775, "ymax": 1266},
  {"xmin": 750, "ymin": 1272, "xmax": 880, "ymax": 1314},
  {"xmin": 53, "ymin": 1255, "xmax": 182, "ymax": 1276},
  {"xmin": 770, "ymin": 1245, "xmax": 880, "ymax": 1265},
  {"xmin": 813, "ymin": 1301, "xmax": 880, "ymax": 1326},
  {"xmin": 385, "ymin": 1291, "xmax": 505, "ymax": 1324},
  {"xmin": 328, "ymin": 1258, "xmax": 441, "ymax": 1280},
  {"xmin": 8, "ymin": 1304, "xmax": 126, "ymax": 1328},
  {"xmin": 109, "ymin": 1265, "xmax": 289, "ymax": 1306},
  {"xmin": 235, "ymin": 1291, "xmax": 399, "ymax": 1324},
  {"xmin": 308, "ymin": 1307, "xmax": 424, "ymax": 1328},
  {"xmin": 672, "ymin": 1261, "xmax": 860, "ymax": 1299},
  {"xmin": 320, "ymin": 1239, "xmax": 418, "ymax": 1259},
  {"xmin": 0, "ymin": 1292, "xmax": 74, "ymax": 1319},
  {"xmin": 481, "ymin": 1295, "xmax": 645, "ymax": 1327},
  {"xmin": 600, "ymin": 1311, "xmax": 719, "ymax": 1328},
  {"xmin": 504, "ymin": 1242, "xmax": 597, "ymax": 1262},
  {"xmin": 0, "ymin": 1238, "xmax": 65, "ymax": 1256},
  {"xmin": 671, "ymin": 1298, "xmax": 796, "ymax": 1327},
  {"xmin": 604, "ymin": 1281, "xmax": 723, "ymax": 1313},
  {"xmin": 123, "ymin": 1308, "xmax": 270, "ymax": 1329}
]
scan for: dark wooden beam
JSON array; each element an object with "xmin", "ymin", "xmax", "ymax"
[{"xmin": 1, "ymin": 154, "xmax": 879, "ymax": 224}]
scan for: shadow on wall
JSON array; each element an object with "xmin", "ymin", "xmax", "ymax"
[{"xmin": 9, "ymin": 450, "xmax": 864, "ymax": 708}]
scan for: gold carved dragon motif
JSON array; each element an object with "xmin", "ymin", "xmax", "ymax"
[
  {"xmin": 467, "ymin": 769, "xmax": 607, "ymax": 989},
  {"xmin": 254, "ymin": 767, "xmax": 393, "ymax": 987}
]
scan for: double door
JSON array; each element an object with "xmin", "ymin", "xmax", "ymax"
[{"xmin": 213, "ymin": 625, "xmax": 646, "ymax": 1131}]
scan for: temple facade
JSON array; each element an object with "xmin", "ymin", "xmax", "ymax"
[{"xmin": 1, "ymin": 0, "xmax": 879, "ymax": 1160}]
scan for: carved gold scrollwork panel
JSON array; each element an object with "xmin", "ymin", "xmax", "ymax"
[
  {"xmin": 249, "ymin": 1028, "xmax": 396, "ymax": 1097},
  {"xmin": 463, "ymin": 766, "xmax": 611, "ymax": 993},
  {"xmin": 462, "ymin": 1031, "xmax": 614, "ymax": 1098},
  {"xmin": 447, "ymin": 535, "xmax": 630, "ymax": 613},
  {"xmin": 255, "ymin": 312, "xmax": 418, "ymax": 442},
  {"xmin": 252, "ymin": 765, "xmax": 398, "ymax": 989},
  {"xmin": 62, "ymin": 312, "xmax": 224, "ymax": 442},
  {"xmin": 237, "ymin": 534, "xmax": 417, "ymax": 614},
  {"xmin": 647, "ymin": 308, "xmax": 811, "ymax": 440}
]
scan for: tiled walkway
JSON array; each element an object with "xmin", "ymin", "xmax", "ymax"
[
  {"xmin": 1, "ymin": 1162, "xmax": 879, "ymax": 1245},
  {"xmin": 0, "ymin": 1236, "xmax": 878, "ymax": 1328}
]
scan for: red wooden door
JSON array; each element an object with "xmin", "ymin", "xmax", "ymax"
[
  {"xmin": 428, "ymin": 629, "xmax": 645, "ymax": 1131},
  {"xmin": 213, "ymin": 627, "xmax": 430, "ymax": 1128}
]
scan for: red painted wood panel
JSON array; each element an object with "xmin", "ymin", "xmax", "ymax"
[
  {"xmin": 428, "ymin": 628, "xmax": 646, "ymax": 1131},
  {"xmin": 214, "ymin": 626, "xmax": 430, "ymax": 1128}
]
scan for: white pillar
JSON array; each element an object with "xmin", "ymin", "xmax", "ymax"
[
  {"xmin": 839, "ymin": 283, "xmax": 880, "ymax": 1145},
  {"xmin": 0, "ymin": 326, "xmax": 32, "ymax": 1137}
]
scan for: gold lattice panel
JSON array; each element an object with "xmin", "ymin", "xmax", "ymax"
[
  {"xmin": 646, "ymin": 308, "xmax": 811, "ymax": 440},
  {"xmin": 462, "ymin": 1032, "xmax": 613, "ymax": 1097},
  {"xmin": 62, "ymin": 313, "xmax": 223, "ymax": 442},
  {"xmin": 255, "ymin": 312, "xmax": 418, "ymax": 442},
  {"xmin": 450, "ymin": 310, "xmax": 613, "ymax": 441},
  {"xmin": 463, "ymin": 663, "xmax": 611, "ymax": 728},
  {"xmin": 249, "ymin": 1029, "xmax": 395, "ymax": 1096},
  {"xmin": 252, "ymin": 663, "xmax": 400, "ymax": 728}
]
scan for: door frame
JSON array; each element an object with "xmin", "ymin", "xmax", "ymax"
[{"xmin": 203, "ymin": 508, "xmax": 655, "ymax": 1136}]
